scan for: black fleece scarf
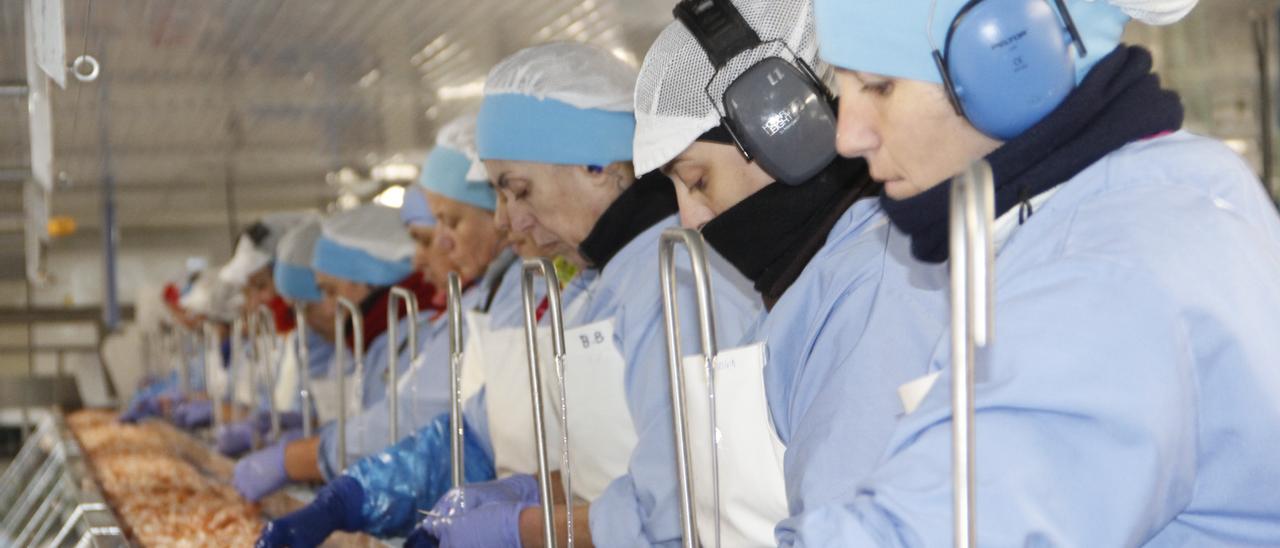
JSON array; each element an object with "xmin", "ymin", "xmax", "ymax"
[
  {"xmin": 579, "ymin": 170, "xmax": 680, "ymax": 269},
  {"xmin": 701, "ymin": 156, "xmax": 878, "ymax": 308},
  {"xmin": 882, "ymin": 45, "xmax": 1185, "ymax": 263}
]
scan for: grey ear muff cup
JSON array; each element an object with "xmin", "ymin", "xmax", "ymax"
[{"xmin": 721, "ymin": 56, "xmax": 838, "ymax": 185}]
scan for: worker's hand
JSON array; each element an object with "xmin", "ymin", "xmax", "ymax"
[
  {"xmin": 233, "ymin": 431, "xmax": 301, "ymax": 502},
  {"xmin": 412, "ymin": 499, "xmax": 532, "ymax": 548},
  {"xmin": 119, "ymin": 388, "xmax": 181, "ymax": 423},
  {"xmin": 255, "ymin": 476, "xmax": 366, "ymax": 548},
  {"xmin": 216, "ymin": 421, "xmax": 256, "ymax": 456},
  {"xmin": 172, "ymin": 399, "xmax": 214, "ymax": 429},
  {"xmin": 433, "ymin": 474, "xmax": 541, "ymax": 518},
  {"xmin": 251, "ymin": 409, "xmax": 305, "ymax": 433}
]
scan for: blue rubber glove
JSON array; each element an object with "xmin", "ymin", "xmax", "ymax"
[
  {"xmin": 433, "ymin": 474, "xmax": 540, "ymax": 517},
  {"xmin": 233, "ymin": 431, "xmax": 302, "ymax": 502},
  {"xmin": 173, "ymin": 399, "xmax": 214, "ymax": 429},
  {"xmin": 415, "ymin": 498, "xmax": 533, "ymax": 548},
  {"xmin": 255, "ymin": 475, "xmax": 366, "ymax": 548}
]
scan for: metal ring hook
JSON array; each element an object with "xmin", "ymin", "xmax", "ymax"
[{"xmin": 70, "ymin": 55, "xmax": 99, "ymax": 82}]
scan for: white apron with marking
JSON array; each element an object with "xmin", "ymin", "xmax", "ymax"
[
  {"xmin": 562, "ymin": 319, "xmax": 638, "ymax": 502},
  {"xmin": 682, "ymin": 342, "xmax": 788, "ymax": 547},
  {"xmin": 482, "ymin": 318, "xmax": 564, "ymax": 479}
]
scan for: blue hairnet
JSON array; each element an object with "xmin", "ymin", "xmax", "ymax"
[
  {"xmin": 419, "ymin": 114, "xmax": 497, "ymax": 211},
  {"xmin": 312, "ymin": 204, "xmax": 415, "ymax": 286},
  {"xmin": 399, "ymin": 186, "xmax": 437, "ymax": 228},
  {"xmin": 273, "ymin": 217, "xmax": 324, "ymax": 302},
  {"xmin": 477, "ymin": 42, "xmax": 637, "ymax": 166},
  {"xmin": 813, "ymin": 0, "xmax": 1130, "ymax": 85}
]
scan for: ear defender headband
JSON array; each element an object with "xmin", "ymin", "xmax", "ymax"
[
  {"xmin": 930, "ymin": 0, "xmax": 1087, "ymax": 140},
  {"xmin": 674, "ymin": 0, "xmax": 838, "ymax": 185}
]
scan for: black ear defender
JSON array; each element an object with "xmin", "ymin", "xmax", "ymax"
[
  {"xmin": 245, "ymin": 221, "xmax": 271, "ymax": 246},
  {"xmin": 675, "ymin": 0, "xmax": 838, "ymax": 185}
]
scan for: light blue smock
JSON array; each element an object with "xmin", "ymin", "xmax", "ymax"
[
  {"xmin": 319, "ymin": 255, "xmax": 521, "ymax": 480},
  {"xmin": 317, "ymin": 305, "xmax": 445, "ymax": 480},
  {"xmin": 777, "ymin": 132, "xmax": 1280, "ymax": 546},
  {"xmin": 345, "ymin": 256, "xmax": 593, "ymax": 537},
  {"xmin": 588, "ymin": 216, "xmax": 764, "ymax": 547},
  {"xmin": 283, "ymin": 327, "xmax": 335, "ymax": 413},
  {"xmin": 753, "ymin": 199, "xmax": 950, "ymax": 521}
]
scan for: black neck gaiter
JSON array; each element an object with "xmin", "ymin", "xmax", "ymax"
[
  {"xmin": 701, "ymin": 156, "xmax": 878, "ymax": 308},
  {"xmin": 881, "ymin": 45, "xmax": 1185, "ymax": 263},
  {"xmin": 579, "ymin": 171, "xmax": 679, "ymax": 269}
]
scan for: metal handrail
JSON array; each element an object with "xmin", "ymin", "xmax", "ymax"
[
  {"xmin": 387, "ymin": 287, "xmax": 421, "ymax": 444},
  {"xmin": 250, "ymin": 306, "xmax": 280, "ymax": 447},
  {"xmin": 333, "ymin": 297, "xmax": 365, "ymax": 471},
  {"xmin": 294, "ymin": 306, "xmax": 315, "ymax": 438},
  {"xmin": 229, "ymin": 317, "xmax": 248, "ymax": 424},
  {"xmin": 202, "ymin": 321, "xmax": 224, "ymax": 432},
  {"xmin": 659, "ymin": 228, "xmax": 722, "ymax": 548},
  {"xmin": 520, "ymin": 258, "xmax": 574, "ymax": 548},
  {"xmin": 446, "ymin": 272, "xmax": 466, "ymax": 489},
  {"xmin": 947, "ymin": 160, "xmax": 995, "ymax": 548}
]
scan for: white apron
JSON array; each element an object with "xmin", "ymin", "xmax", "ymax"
[
  {"xmin": 682, "ymin": 342, "xmax": 788, "ymax": 547},
  {"xmin": 308, "ymin": 345, "xmax": 354, "ymax": 425},
  {"xmin": 483, "ymin": 321, "xmax": 563, "ymax": 479},
  {"xmin": 561, "ymin": 319, "xmax": 637, "ymax": 502},
  {"xmin": 273, "ymin": 331, "xmax": 302, "ymax": 413}
]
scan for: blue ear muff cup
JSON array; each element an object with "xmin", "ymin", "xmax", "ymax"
[
  {"xmin": 722, "ymin": 57, "xmax": 838, "ymax": 185},
  {"xmin": 946, "ymin": 0, "xmax": 1076, "ymax": 139}
]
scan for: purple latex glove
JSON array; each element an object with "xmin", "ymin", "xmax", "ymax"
[
  {"xmin": 216, "ymin": 421, "xmax": 256, "ymax": 456},
  {"xmin": 119, "ymin": 388, "xmax": 181, "ymax": 423},
  {"xmin": 233, "ymin": 431, "xmax": 302, "ymax": 502},
  {"xmin": 250, "ymin": 409, "xmax": 305, "ymax": 433},
  {"xmin": 433, "ymin": 474, "xmax": 540, "ymax": 518},
  {"xmin": 173, "ymin": 399, "xmax": 214, "ymax": 429},
  {"xmin": 416, "ymin": 499, "xmax": 533, "ymax": 548}
]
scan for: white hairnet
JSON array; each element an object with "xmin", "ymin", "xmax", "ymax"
[
  {"xmin": 220, "ymin": 211, "xmax": 313, "ymax": 285},
  {"xmin": 633, "ymin": 0, "xmax": 824, "ymax": 175},
  {"xmin": 435, "ymin": 112, "xmax": 490, "ymax": 181},
  {"xmin": 180, "ymin": 268, "xmax": 243, "ymax": 322},
  {"xmin": 1101, "ymin": 0, "xmax": 1198, "ymax": 25},
  {"xmin": 320, "ymin": 204, "xmax": 415, "ymax": 263},
  {"xmin": 484, "ymin": 42, "xmax": 637, "ymax": 112}
]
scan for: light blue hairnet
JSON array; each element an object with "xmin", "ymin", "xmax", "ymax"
[
  {"xmin": 400, "ymin": 185, "xmax": 437, "ymax": 228},
  {"xmin": 312, "ymin": 204, "xmax": 415, "ymax": 286},
  {"xmin": 813, "ymin": 0, "xmax": 1130, "ymax": 84},
  {"xmin": 273, "ymin": 216, "xmax": 324, "ymax": 302},
  {"xmin": 418, "ymin": 114, "xmax": 497, "ymax": 211}
]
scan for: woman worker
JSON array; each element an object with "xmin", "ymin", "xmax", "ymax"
[
  {"xmin": 783, "ymin": 0, "xmax": 1280, "ymax": 544},
  {"xmin": 629, "ymin": 0, "xmax": 948, "ymax": 543},
  {"xmin": 413, "ymin": 42, "xmax": 763, "ymax": 547},
  {"xmin": 232, "ymin": 203, "xmax": 436, "ymax": 501},
  {"xmin": 212, "ymin": 215, "xmax": 339, "ymax": 456}
]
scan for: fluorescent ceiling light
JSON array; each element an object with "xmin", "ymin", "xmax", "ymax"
[
  {"xmin": 438, "ymin": 79, "xmax": 486, "ymax": 100},
  {"xmin": 373, "ymin": 185, "xmax": 407, "ymax": 208}
]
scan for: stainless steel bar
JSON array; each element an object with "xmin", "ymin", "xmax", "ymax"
[
  {"xmin": 446, "ymin": 272, "xmax": 465, "ymax": 489},
  {"xmin": 334, "ymin": 297, "xmax": 365, "ymax": 471},
  {"xmin": 387, "ymin": 287, "xmax": 421, "ymax": 444},
  {"xmin": 48, "ymin": 502, "xmax": 111, "ymax": 547},
  {"xmin": 177, "ymin": 328, "xmax": 193, "ymax": 397},
  {"xmin": 947, "ymin": 160, "xmax": 995, "ymax": 548},
  {"xmin": 0, "ymin": 418, "xmax": 53, "ymax": 503},
  {"xmin": 295, "ymin": 306, "xmax": 314, "ymax": 438},
  {"xmin": 230, "ymin": 317, "xmax": 247, "ymax": 424},
  {"xmin": 29, "ymin": 497, "xmax": 67, "ymax": 545},
  {"xmin": 12, "ymin": 478, "xmax": 60, "ymax": 546},
  {"xmin": 254, "ymin": 305, "xmax": 282, "ymax": 442},
  {"xmin": 659, "ymin": 228, "xmax": 723, "ymax": 548},
  {"xmin": 203, "ymin": 321, "xmax": 224, "ymax": 432},
  {"xmin": 1, "ymin": 445, "xmax": 61, "ymax": 537},
  {"xmin": 520, "ymin": 258, "xmax": 572, "ymax": 548}
]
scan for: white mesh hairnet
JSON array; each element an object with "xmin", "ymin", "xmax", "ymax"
[
  {"xmin": 181, "ymin": 268, "xmax": 243, "ymax": 322},
  {"xmin": 435, "ymin": 112, "xmax": 490, "ymax": 181},
  {"xmin": 633, "ymin": 0, "xmax": 825, "ymax": 175},
  {"xmin": 276, "ymin": 214, "xmax": 323, "ymax": 268},
  {"xmin": 484, "ymin": 42, "xmax": 637, "ymax": 112},
  {"xmin": 1100, "ymin": 0, "xmax": 1198, "ymax": 25},
  {"xmin": 320, "ymin": 204, "xmax": 415, "ymax": 263},
  {"xmin": 219, "ymin": 211, "xmax": 313, "ymax": 285}
]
